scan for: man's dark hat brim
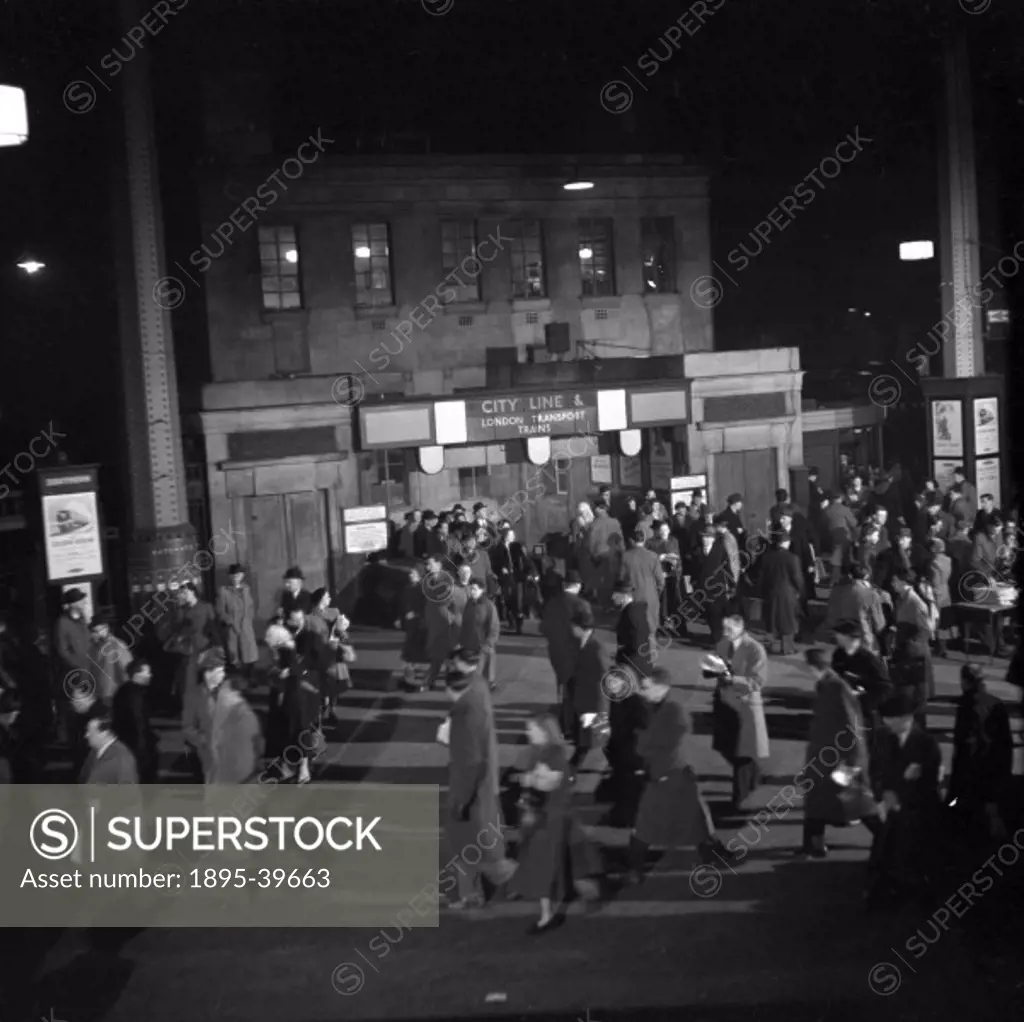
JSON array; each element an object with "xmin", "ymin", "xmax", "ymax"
[{"xmin": 62, "ymin": 588, "xmax": 86, "ymax": 605}]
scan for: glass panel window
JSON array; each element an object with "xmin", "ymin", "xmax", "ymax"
[
  {"xmin": 352, "ymin": 223, "xmax": 394, "ymax": 308},
  {"xmin": 441, "ymin": 220, "xmax": 480, "ymax": 302},
  {"xmin": 259, "ymin": 225, "xmax": 302, "ymax": 310},
  {"xmin": 458, "ymin": 466, "xmax": 491, "ymax": 500},
  {"xmin": 368, "ymin": 448, "xmax": 408, "ymax": 507},
  {"xmin": 641, "ymin": 217, "xmax": 676, "ymax": 293},
  {"xmin": 554, "ymin": 461, "xmax": 571, "ymax": 495},
  {"xmin": 578, "ymin": 218, "xmax": 615, "ymax": 297},
  {"xmin": 510, "ymin": 219, "xmax": 546, "ymax": 298}
]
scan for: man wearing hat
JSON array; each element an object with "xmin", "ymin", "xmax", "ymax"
[
  {"xmin": 54, "ymin": 587, "xmax": 92, "ymax": 695},
  {"xmin": 442, "ymin": 654, "xmax": 517, "ymax": 909},
  {"xmin": 540, "ymin": 571, "xmax": 589, "ymax": 706},
  {"xmin": 564, "ymin": 603, "xmax": 612, "ymax": 769},
  {"xmin": 720, "ymin": 494, "xmax": 747, "ymax": 549},
  {"xmin": 196, "ymin": 647, "xmax": 263, "ymax": 784},
  {"xmin": 490, "ymin": 524, "xmax": 529, "ymax": 634},
  {"xmin": 78, "ymin": 706, "xmax": 138, "ymax": 785},
  {"xmin": 459, "ymin": 577, "xmax": 501, "ymax": 691},
  {"xmin": 620, "ymin": 528, "xmax": 664, "ymax": 640},
  {"xmin": 415, "ymin": 510, "xmax": 438, "ymax": 560},
  {"xmin": 88, "ymin": 612, "xmax": 134, "ymax": 702},
  {"xmin": 612, "ymin": 581, "xmax": 651, "ymax": 679},
  {"xmin": 280, "ymin": 567, "xmax": 313, "ymax": 618},
  {"xmin": 867, "ymin": 688, "xmax": 943, "ymax": 906},
  {"xmin": 216, "ymin": 564, "xmax": 258, "ymax": 679}
]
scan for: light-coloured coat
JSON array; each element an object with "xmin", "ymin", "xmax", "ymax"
[
  {"xmin": 216, "ymin": 584, "xmax": 259, "ymax": 666},
  {"xmin": 619, "ymin": 546, "xmax": 665, "ymax": 637},
  {"xmin": 714, "ymin": 632, "xmax": 770, "ymax": 761},
  {"xmin": 204, "ymin": 685, "xmax": 263, "ymax": 784}
]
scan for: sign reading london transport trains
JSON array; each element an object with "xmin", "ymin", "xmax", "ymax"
[{"xmin": 465, "ymin": 390, "xmax": 599, "ymax": 442}]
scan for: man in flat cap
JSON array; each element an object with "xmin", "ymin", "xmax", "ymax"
[
  {"xmin": 196, "ymin": 647, "xmax": 263, "ymax": 785},
  {"xmin": 217, "ymin": 564, "xmax": 258, "ymax": 679}
]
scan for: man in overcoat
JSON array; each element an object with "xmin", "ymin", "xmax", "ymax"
[
  {"xmin": 197, "ymin": 647, "xmax": 263, "ymax": 785},
  {"xmin": 712, "ymin": 614, "xmax": 770, "ymax": 812},
  {"xmin": 540, "ymin": 571, "xmax": 589, "ymax": 704},
  {"xmin": 216, "ymin": 564, "xmax": 259, "ymax": 679},
  {"xmin": 619, "ymin": 528, "xmax": 664, "ymax": 639},
  {"xmin": 564, "ymin": 603, "xmax": 612, "ymax": 769},
  {"xmin": 459, "ymin": 577, "xmax": 501, "ymax": 691},
  {"xmin": 490, "ymin": 525, "xmax": 529, "ymax": 634},
  {"xmin": 626, "ymin": 667, "xmax": 735, "ymax": 884},
  {"xmin": 758, "ymin": 534, "xmax": 803, "ymax": 654},
  {"xmin": 443, "ymin": 658, "xmax": 517, "ymax": 909},
  {"xmin": 799, "ymin": 648, "xmax": 880, "ymax": 858}
]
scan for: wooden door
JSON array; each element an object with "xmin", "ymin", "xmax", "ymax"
[
  {"xmin": 238, "ymin": 490, "xmax": 332, "ymax": 629},
  {"xmin": 244, "ymin": 495, "xmax": 289, "ymax": 626},
  {"xmin": 712, "ymin": 449, "xmax": 779, "ymax": 539}
]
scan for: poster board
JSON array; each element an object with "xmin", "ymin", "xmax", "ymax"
[
  {"xmin": 975, "ymin": 457, "xmax": 1001, "ymax": 509},
  {"xmin": 342, "ymin": 505, "xmax": 388, "ymax": 554},
  {"xmin": 670, "ymin": 474, "xmax": 708, "ymax": 511},
  {"xmin": 590, "ymin": 455, "xmax": 612, "ymax": 485},
  {"xmin": 619, "ymin": 455, "xmax": 642, "ymax": 489},
  {"xmin": 930, "ymin": 399, "xmax": 963, "ymax": 459},
  {"xmin": 973, "ymin": 397, "xmax": 999, "ymax": 457},
  {"xmin": 39, "ymin": 466, "xmax": 105, "ymax": 583}
]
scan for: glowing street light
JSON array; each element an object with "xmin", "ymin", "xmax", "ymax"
[
  {"xmin": 563, "ymin": 180, "xmax": 594, "ymax": 191},
  {"xmin": 354, "ymin": 245, "xmax": 371, "ymax": 259},
  {"xmin": 16, "ymin": 256, "xmax": 45, "ymax": 275},
  {"xmin": 899, "ymin": 240, "xmax": 935, "ymax": 261},
  {"xmin": 0, "ymin": 84, "xmax": 28, "ymax": 147},
  {"xmin": 579, "ymin": 246, "xmax": 593, "ymax": 260}
]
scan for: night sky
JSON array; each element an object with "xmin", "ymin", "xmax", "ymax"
[{"xmin": 1, "ymin": 0, "xmax": 1023, "ymax": 492}]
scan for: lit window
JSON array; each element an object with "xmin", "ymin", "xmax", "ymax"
[
  {"xmin": 352, "ymin": 223, "xmax": 394, "ymax": 308},
  {"xmin": 458, "ymin": 466, "xmax": 491, "ymax": 500},
  {"xmin": 441, "ymin": 220, "xmax": 480, "ymax": 302},
  {"xmin": 555, "ymin": 461, "xmax": 571, "ymax": 495},
  {"xmin": 578, "ymin": 218, "xmax": 615, "ymax": 297},
  {"xmin": 641, "ymin": 217, "xmax": 676, "ymax": 293},
  {"xmin": 259, "ymin": 226, "xmax": 302, "ymax": 310},
  {"xmin": 510, "ymin": 219, "xmax": 546, "ymax": 298}
]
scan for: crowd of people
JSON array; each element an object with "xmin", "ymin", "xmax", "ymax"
[{"xmin": 0, "ymin": 459, "xmax": 1019, "ymax": 938}]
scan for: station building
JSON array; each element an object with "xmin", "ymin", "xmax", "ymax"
[{"xmin": 188, "ymin": 103, "xmax": 881, "ymax": 623}]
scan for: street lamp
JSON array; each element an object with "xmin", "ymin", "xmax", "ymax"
[
  {"xmin": 899, "ymin": 240, "xmax": 935, "ymax": 261},
  {"xmin": 0, "ymin": 85, "xmax": 28, "ymax": 147},
  {"xmin": 16, "ymin": 255, "xmax": 45, "ymax": 275},
  {"xmin": 563, "ymin": 179, "xmax": 594, "ymax": 191}
]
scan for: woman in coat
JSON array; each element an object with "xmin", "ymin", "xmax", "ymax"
[
  {"xmin": 421, "ymin": 555, "xmax": 456, "ymax": 692},
  {"xmin": 711, "ymin": 614, "xmax": 770, "ymax": 811},
  {"xmin": 396, "ymin": 569, "xmax": 428, "ymax": 688},
  {"xmin": 758, "ymin": 534, "xmax": 803, "ymax": 654},
  {"xmin": 891, "ymin": 571, "xmax": 938, "ymax": 717},
  {"xmin": 800, "ymin": 648, "xmax": 879, "ymax": 857},
  {"xmin": 216, "ymin": 565, "xmax": 259, "ymax": 678},
  {"xmin": 925, "ymin": 538, "xmax": 953, "ymax": 657},
  {"xmin": 510, "ymin": 714, "xmax": 601, "ymax": 932}
]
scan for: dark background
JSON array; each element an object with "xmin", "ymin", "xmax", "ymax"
[{"xmin": 1, "ymin": 0, "xmax": 1023, "ymax": 513}]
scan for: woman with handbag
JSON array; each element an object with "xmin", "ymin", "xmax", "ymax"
[
  {"xmin": 509, "ymin": 714, "xmax": 602, "ymax": 933},
  {"xmin": 799, "ymin": 647, "xmax": 882, "ymax": 859}
]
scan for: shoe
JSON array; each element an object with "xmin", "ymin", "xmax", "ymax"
[
  {"xmin": 798, "ymin": 846, "xmax": 828, "ymax": 859},
  {"xmin": 699, "ymin": 839, "xmax": 738, "ymax": 865},
  {"xmin": 445, "ymin": 895, "xmax": 485, "ymax": 911},
  {"xmin": 527, "ymin": 915, "xmax": 564, "ymax": 935}
]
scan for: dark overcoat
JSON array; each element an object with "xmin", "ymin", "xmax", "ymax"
[
  {"xmin": 803, "ymin": 671, "xmax": 873, "ymax": 825},
  {"xmin": 541, "ymin": 592, "xmax": 590, "ymax": 689},
  {"xmin": 446, "ymin": 680, "xmax": 508, "ymax": 867},
  {"xmin": 216, "ymin": 584, "xmax": 259, "ymax": 666},
  {"xmin": 633, "ymin": 689, "xmax": 714, "ymax": 848},
  {"xmin": 758, "ymin": 547, "xmax": 803, "ymax": 636},
  {"xmin": 615, "ymin": 600, "xmax": 652, "ymax": 676},
  {"xmin": 422, "ymin": 570, "xmax": 455, "ymax": 663},
  {"xmin": 567, "ymin": 634, "xmax": 612, "ymax": 716}
]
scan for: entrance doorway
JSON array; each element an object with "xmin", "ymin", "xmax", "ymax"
[
  {"xmin": 233, "ymin": 490, "xmax": 333, "ymax": 628},
  {"xmin": 711, "ymin": 449, "xmax": 779, "ymax": 540}
]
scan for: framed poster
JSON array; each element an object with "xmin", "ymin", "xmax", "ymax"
[
  {"xmin": 975, "ymin": 457, "xmax": 1001, "ymax": 509},
  {"xmin": 619, "ymin": 455, "xmax": 642, "ymax": 489},
  {"xmin": 590, "ymin": 455, "xmax": 612, "ymax": 485},
  {"xmin": 931, "ymin": 400, "xmax": 963, "ymax": 459},
  {"xmin": 344, "ymin": 521, "xmax": 389, "ymax": 554},
  {"xmin": 39, "ymin": 467, "xmax": 104, "ymax": 583},
  {"xmin": 973, "ymin": 397, "xmax": 999, "ymax": 457},
  {"xmin": 933, "ymin": 460, "xmax": 960, "ymax": 494}
]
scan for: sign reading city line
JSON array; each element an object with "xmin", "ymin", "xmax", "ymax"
[
  {"xmin": 38, "ymin": 466, "xmax": 105, "ymax": 584},
  {"xmin": 465, "ymin": 391, "xmax": 599, "ymax": 442}
]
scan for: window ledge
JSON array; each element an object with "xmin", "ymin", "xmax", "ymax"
[
  {"xmin": 355, "ymin": 305, "xmax": 399, "ymax": 320},
  {"xmin": 512, "ymin": 298, "xmax": 551, "ymax": 312},
  {"xmin": 260, "ymin": 308, "xmax": 305, "ymax": 320},
  {"xmin": 581, "ymin": 296, "xmax": 622, "ymax": 309},
  {"xmin": 443, "ymin": 301, "xmax": 487, "ymax": 315}
]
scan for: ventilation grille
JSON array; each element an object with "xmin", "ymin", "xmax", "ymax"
[
  {"xmin": 372, "ymin": 319, "xmax": 386, "ymax": 331},
  {"xmin": 595, "ymin": 309, "xmax": 609, "ymax": 321},
  {"xmin": 525, "ymin": 311, "xmax": 539, "ymax": 325},
  {"xmin": 459, "ymin": 316, "xmax": 473, "ymax": 327}
]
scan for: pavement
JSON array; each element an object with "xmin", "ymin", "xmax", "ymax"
[{"xmin": 7, "ymin": 611, "xmax": 1024, "ymax": 1022}]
